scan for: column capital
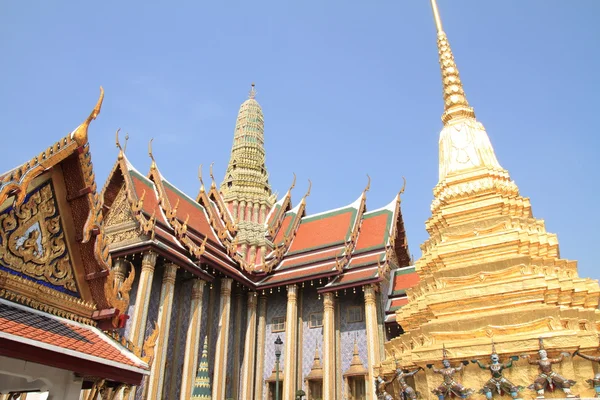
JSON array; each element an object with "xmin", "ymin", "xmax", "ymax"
[
  {"xmin": 287, "ymin": 284, "xmax": 298, "ymax": 299},
  {"xmin": 247, "ymin": 291, "xmax": 258, "ymax": 307},
  {"xmin": 142, "ymin": 251, "xmax": 157, "ymax": 271},
  {"xmin": 221, "ymin": 278, "xmax": 233, "ymax": 296},
  {"xmin": 323, "ymin": 292, "xmax": 335, "ymax": 310},
  {"xmin": 192, "ymin": 279, "xmax": 206, "ymax": 299},
  {"xmin": 364, "ymin": 284, "xmax": 377, "ymax": 304},
  {"xmin": 163, "ymin": 263, "xmax": 178, "ymax": 284}
]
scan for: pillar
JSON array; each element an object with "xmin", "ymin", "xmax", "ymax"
[
  {"xmin": 146, "ymin": 263, "xmax": 178, "ymax": 400},
  {"xmin": 232, "ymin": 290, "xmax": 243, "ymax": 400},
  {"xmin": 128, "ymin": 251, "xmax": 157, "ymax": 348},
  {"xmin": 254, "ymin": 295, "xmax": 268, "ymax": 400},
  {"xmin": 283, "ymin": 284, "xmax": 298, "ymax": 400},
  {"xmin": 323, "ymin": 292, "xmax": 335, "ymax": 400},
  {"xmin": 240, "ymin": 292, "xmax": 258, "ymax": 400},
  {"xmin": 364, "ymin": 284, "xmax": 380, "ymax": 400},
  {"xmin": 112, "ymin": 258, "xmax": 128, "ymax": 286},
  {"xmin": 212, "ymin": 278, "xmax": 233, "ymax": 400},
  {"xmin": 179, "ymin": 279, "xmax": 206, "ymax": 400}
]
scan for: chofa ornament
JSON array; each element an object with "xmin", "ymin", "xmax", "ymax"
[
  {"xmin": 521, "ymin": 337, "xmax": 578, "ymax": 398},
  {"xmin": 471, "ymin": 340, "xmax": 523, "ymax": 400},
  {"xmin": 428, "ymin": 344, "xmax": 474, "ymax": 399}
]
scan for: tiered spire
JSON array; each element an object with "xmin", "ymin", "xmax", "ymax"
[
  {"xmin": 191, "ymin": 337, "xmax": 211, "ymax": 399},
  {"xmin": 220, "ymin": 84, "xmax": 276, "ymax": 268},
  {"xmin": 220, "ymin": 83, "xmax": 272, "ymax": 202},
  {"xmin": 429, "ymin": 0, "xmax": 503, "ymax": 182}
]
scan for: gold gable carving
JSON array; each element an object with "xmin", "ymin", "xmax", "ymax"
[
  {"xmin": 0, "ymin": 181, "xmax": 78, "ymax": 293},
  {"xmin": 105, "ymin": 185, "xmax": 140, "ymax": 246}
]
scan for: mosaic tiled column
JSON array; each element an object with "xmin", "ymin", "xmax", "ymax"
[
  {"xmin": 232, "ymin": 290, "xmax": 243, "ymax": 400},
  {"xmin": 283, "ymin": 284, "xmax": 298, "ymax": 400},
  {"xmin": 125, "ymin": 251, "xmax": 156, "ymax": 400},
  {"xmin": 212, "ymin": 278, "xmax": 233, "ymax": 400},
  {"xmin": 179, "ymin": 279, "xmax": 206, "ymax": 400},
  {"xmin": 254, "ymin": 295, "xmax": 268, "ymax": 400},
  {"xmin": 364, "ymin": 284, "xmax": 380, "ymax": 400},
  {"xmin": 323, "ymin": 292, "xmax": 335, "ymax": 400},
  {"xmin": 240, "ymin": 292, "xmax": 258, "ymax": 400},
  {"xmin": 146, "ymin": 263, "xmax": 178, "ymax": 400},
  {"xmin": 128, "ymin": 251, "xmax": 157, "ymax": 348}
]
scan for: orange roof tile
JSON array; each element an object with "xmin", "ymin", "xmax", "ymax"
[
  {"xmin": 0, "ymin": 301, "xmax": 147, "ymax": 372},
  {"xmin": 354, "ymin": 211, "xmax": 391, "ymax": 253},
  {"xmin": 391, "ymin": 267, "xmax": 420, "ymax": 295},
  {"xmin": 288, "ymin": 209, "xmax": 356, "ymax": 254}
]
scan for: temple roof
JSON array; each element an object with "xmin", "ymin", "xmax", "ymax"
[
  {"xmin": 384, "ymin": 266, "xmax": 419, "ymax": 323},
  {"xmin": 0, "ymin": 299, "xmax": 148, "ymax": 384}
]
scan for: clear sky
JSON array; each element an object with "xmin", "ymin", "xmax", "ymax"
[{"xmin": 1, "ymin": 1, "xmax": 599, "ymax": 279}]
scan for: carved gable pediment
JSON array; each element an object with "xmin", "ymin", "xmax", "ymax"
[
  {"xmin": 105, "ymin": 185, "xmax": 141, "ymax": 247},
  {"xmin": 0, "ymin": 179, "xmax": 79, "ymax": 297}
]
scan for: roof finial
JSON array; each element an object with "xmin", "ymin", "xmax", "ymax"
[
  {"xmin": 198, "ymin": 164, "xmax": 205, "ymax": 193},
  {"xmin": 288, "ymin": 173, "xmax": 297, "ymax": 192},
  {"xmin": 148, "ymin": 138, "xmax": 156, "ymax": 170},
  {"xmin": 249, "ymin": 83, "xmax": 256, "ymax": 99},
  {"xmin": 429, "ymin": 0, "xmax": 475, "ymax": 125},
  {"xmin": 364, "ymin": 174, "xmax": 371, "ymax": 193},
  {"xmin": 305, "ymin": 179, "xmax": 312, "ymax": 198},
  {"xmin": 72, "ymin": 86, "xmax": 104, "ymax": 146},
  {"xmin": 209, "ymin": 162, "xmax": 216, "ymax": 189},
  {"xmin": 116, "ymin": 128, "xmax": 124, "ymax": 160}
]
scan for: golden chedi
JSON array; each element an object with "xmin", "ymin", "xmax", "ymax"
[{"xmin": 380, "ymin": 1, "xmax": 600, "ymax": 399}]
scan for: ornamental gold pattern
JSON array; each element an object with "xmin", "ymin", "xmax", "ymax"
[
  {"xmin": 378, "ymin": 1, "xmax": 600, "ymax": 398},
  {"xmin": 0, "ymin": 181, "xmax": 78, "ymax": 294}
]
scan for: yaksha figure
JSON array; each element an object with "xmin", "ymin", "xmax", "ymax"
[
  {"xmin": 471, "ymin": 341, "xmax": 522, "ymax": 399},
  {"xmin": 574, "ymin": 345, "xmax": 600, "ymax": 397},
  {"xmin": 522, "ymin": 338, "xmax": 577, "ymax": 398},
  {"xmin": 375, "ymin": 370, "xmax": 395, "ymax": 400},
  {"xmin": 428, "ymin": 345, "xmax": 474, "ymax": 400},
  {"xmin": 394, "ymin": 363, "xmax": 423, "ymax": 400}
]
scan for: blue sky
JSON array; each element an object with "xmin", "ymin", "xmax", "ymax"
[{"xmin": 1, "ymin": 1, "xmax": 599, "ymax": 279}]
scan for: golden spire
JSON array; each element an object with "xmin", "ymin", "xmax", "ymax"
[
  {"xmin": 429, "ymin": 0, "xmax": 475, "ymax": 124},
  {"xmin": 249, "ymin": 82, "xmax": 256, "ymax": 99}
]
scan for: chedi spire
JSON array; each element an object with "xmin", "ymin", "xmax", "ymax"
[{"xmin": 429, "ymin": 0, "xmax": 503, "ymax": 183}]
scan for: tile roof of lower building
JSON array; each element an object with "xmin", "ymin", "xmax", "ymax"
[{"xmin": 0, "ymin": 299, "xmax": 148, "ymax": 374}]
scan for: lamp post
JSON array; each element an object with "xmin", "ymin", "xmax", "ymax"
[{"xmin": 275, "ymin": 336, "xmax": 283, "ymax": 400}]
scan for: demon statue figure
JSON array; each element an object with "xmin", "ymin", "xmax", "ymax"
[
  {"xmin": 574, "ymin": 340, "xmax": 600, "ymax": 398},
  {"xmin": 428, "ymin": 345, "xmax": 474, "ymax": 400},
  {"xmin": 471, "ymin": 340, "xmax": 522, "ymax": 399},
  {"xmin": 393, "ymin": 356, "xmax": 423, "ymax": 400},
  {"xmin": 375, "ymin": 368, "xmax": 395, "ymax": 400},
  {"xmin": 521, "ymin": 337, "xmax": 577, "ymax": 398}
]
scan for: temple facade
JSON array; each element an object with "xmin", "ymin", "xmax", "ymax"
[{"xmin": 99, "ymin": 83, "xmax": 415, "ymax": 400}]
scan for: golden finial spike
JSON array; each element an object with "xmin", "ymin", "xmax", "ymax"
[
  {"xmin": 289, "ymin": 173, "xmax": 297, "ymax": 192},
  {"xmin": 305, "ymin": 179, "xmax": 312, "ymax": 198},
  {"xmin": 148, "ymin": 138, "xmax": 156, "ymax": 170},
  {"xmin": 429, "ymin": 0, "xmax": 475, "ymax": 124},
  {"xmin": 116, "ymin": 128, "xmax": 124, "ymax": 160},
  {"xmin": 209, "ymin": 162, "xmax": 216, "ymax": 188},
  {"xmin": 365, "ymin": 174, "xmax": 371, "ymax": 193},
  {"xmin": 399, "ymin": 176, "xmax": 407, "ymax": 196},
  {"xmin": 198, "ymin": 164, "xmax": 205, "ymax": 193},
  {"xmin": 249, "ymin": 83, "xmax": 256, "ymax": 99},
  {"xmin": 72, "ymin": 86, "xmax": 104, "ymax": 146},
  {"xmin": 430, "ymin": 0, "xmax": 444, "ymax": 33}
]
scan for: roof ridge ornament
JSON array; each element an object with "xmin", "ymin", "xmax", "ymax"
[
  {"xmin": 198, "ymin": 164, "xmax": 205, "ymax": 193},
  {"xmin": 429, "ymin": 0, "xmax": 475, "ymax": 124},
  {"xmin": 148, "ymin": 138, "xmax": 156, "ymax": 170},
  {"xmin": 364, "ymin": 174, "xmax": 371, "ymax": 193},
  {"xmin": 72, "ymin": 86, "xmax": 104, "ymax": 146},
  {"xmin": 209, "ymin": 162, "xmax": 216, "ymax": 189}
]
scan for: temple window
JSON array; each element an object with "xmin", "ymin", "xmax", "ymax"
[
  {"xmin": 347, "ymin": 306, "xmax": 363, "ymax": 323},
  {"xmin": 309, "ymin": 312, "xmax": 323, "ymax": 328},
  {"xmin": 271, "ymin": 316, "xmax": 286, "ymax": 332},
  {"xmin": 347, "ymin": 376, "xmax": 366, "ymax": 400}
]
